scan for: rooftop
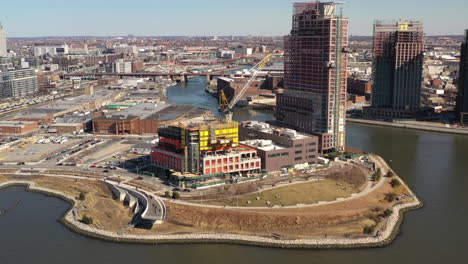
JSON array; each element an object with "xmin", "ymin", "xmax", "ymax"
[
  {"xmin": 0, "ymin": 121, "xmax": 36, "ymax": 128},
  {"xmin": 241, "ymin": 139, "xmax": 286, "ymax": 152},
  {"xmin": 242, "ymin": 121, "xmax": 307, "ymax": 140},
  {"xmin": 97, "ymin": 103, "xmax": 210, "ymax": 121}
]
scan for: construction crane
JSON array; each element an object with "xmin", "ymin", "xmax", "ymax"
[{"xmin": 219, "ymin": 53, "xmax": 274, "ymax": 121}]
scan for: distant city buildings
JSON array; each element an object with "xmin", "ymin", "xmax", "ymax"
[
  {"xmin": 0, "ymin": 68, "xmax": 38, "ymax": 99},
  {"xmin": 456, "ymin": 30, "xmax": 468, "ymax": 125},
  {"xmin": 365, "ymin": 20, "xmax": 425, "ymax": 119},
  {"xmin": 33, "ymin": 45, "xmax": 69, "ymax": 57},
  {"xmin": 0, "ymin": 22, "xmax": 7, "ymax": 57},
  {"xmin": 114, "ymin": 59, "xmax": 132, "ymax": 73},
  {"xmin": 275, "ymin": 1, "xmax": 348, "ymax": 153}
]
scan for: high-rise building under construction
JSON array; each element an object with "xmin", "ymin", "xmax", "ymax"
[
  {"xmin": 365, "ymin": 20, "xmax": 424, "ymax": 119},
  {"xmin": 457, "ymin": 30, "xmax": 468, "ymax": 125},
  {"xmin": 275, "ymin": 1, "xmax": 348, "ymax": 153},
  {"xmin": 0, "ymin": 22, "xmax": 7, "ymax": 57}
]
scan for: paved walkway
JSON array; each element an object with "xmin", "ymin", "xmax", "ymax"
[{"xmin": 165, "ymin": 155, "xmax": 388, "ymax": 211}]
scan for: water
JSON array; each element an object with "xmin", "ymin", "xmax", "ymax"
[
  {"xmin": 167, "ymin": 77, "xmax": 275, "ymax": 122},
  {"xmin": 1, "ymin": 78, "xmax": 467, "ymax": 263}
]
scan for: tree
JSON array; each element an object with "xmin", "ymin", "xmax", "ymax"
[
  {"xmin": 363, "ymin": 225, "xmax": 375, "ymax": 234},
  {"xmin": 372, "ymin": 172, "xmax": 381, "ymax": 182},
  {"xmin": 81, "ymin": 215, "xmax": 93, "ymax": 225},
  {"xmin": 79, "ymin": 192, "xmax": 86, "ymax": 201},
  {"xmin": 376, "ymin": 168, "xmax": 382, "ymax": 176},
  {"xmin": 383, "ymin": 209, "xmax": 393, "ymax": 218},
  {"xmin": 164, "ymin": 191, "xmax": 171, "ymax": 198},
  {"xmin": 390, "ymin": 179, "xmax": 401, "ymax": 188},
  {"xmin": 385, "ymin": 193, "xmax": 396, "ymax": 203},
  {"xmin": 386, "ymin": 171, "xmax": 394, "ymax": 178},
  {"xmin": 172, "ymin": 191, "xmax": 180, "ymax": 200}
]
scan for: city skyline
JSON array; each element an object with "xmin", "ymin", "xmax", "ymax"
[{"xmin": 1, "ymin": 0, "xmax": 467, "ymax": 37}]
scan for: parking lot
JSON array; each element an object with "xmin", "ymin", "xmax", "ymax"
[{"xmin": 0, "ymin": 138, "xmax": 84, "ymax": 163}]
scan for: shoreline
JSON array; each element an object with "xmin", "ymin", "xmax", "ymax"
[
  {"xmin": 0, "ymin": 165, "xmax": 423, "ymax": 249},
  {"xmin": 347, "ymin": 118, "xmax": 468, "ymax": 136}
]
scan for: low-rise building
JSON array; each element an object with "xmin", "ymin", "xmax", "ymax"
[
  {"xmin": 0, "ymin": 121, "xmax": 38, "ymax": 135},
  {"xmin": 92, "ymin": 103, "xmax": 210, "ymax": 135},
  {"xmin": 239, "ymin": 121, "xmax": 318, "ymax": 172},
  {"xmin": 131, "ymin": 143, "xmax": 155, "ymax": 155}
]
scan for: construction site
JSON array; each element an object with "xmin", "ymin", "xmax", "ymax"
[{"xmin": 152, "ymin": 118, "xmax": 263, "ymax": 188}]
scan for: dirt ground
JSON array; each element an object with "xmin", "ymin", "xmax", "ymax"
[{"xmin": 86, "ymin": 143, "xmax": 130, "ymax": 161}]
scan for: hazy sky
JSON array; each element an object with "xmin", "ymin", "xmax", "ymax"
[{"xmin": 1, "ymin": 0, "xmax": 467, "ymax": 37}]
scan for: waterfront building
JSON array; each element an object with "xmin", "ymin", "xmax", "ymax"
[
  {"xmin": 456, "ymin": 30, "xmax": 468, "ymax": 125},
  {"xmin": 0, "ymin": 66, "xmax": 38, "ymax": 99},
  {"xmin": 239, "ymin": 121, "xmax": 318, "ymax": 172},
  {"xmin": 152, "ymin": 119, "xmax": 262, "ymax": 188},
  {"xmin": 365, "ymin": 20, "xmax": 425, "ymax": 119},
  {"xmin": 275, "ymin": 1, "xmax": 348, "ymax": 153},
  {"xmin": 0, "ymin": 22, "xmax": 7, "ymax": 57}
]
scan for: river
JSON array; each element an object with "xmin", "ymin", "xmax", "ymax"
[{"xmin": 1, "ymin": 77, "xmax": 467, "ymax": 263}]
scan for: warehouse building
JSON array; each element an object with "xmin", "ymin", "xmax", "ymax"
[
  {"xmin": 92, "ymin": 103, "xmax": 210, "ymax": 135},
  {"xmin": 0, "ymin": 121, "xmax": 39, "ymax": 135}
]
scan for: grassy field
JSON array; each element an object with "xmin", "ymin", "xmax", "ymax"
[{"xmin": 203, "ymin": 179, "xmax": 360, "ymax": 207}]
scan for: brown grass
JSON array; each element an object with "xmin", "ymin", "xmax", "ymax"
[
  {"xmin": 0, "ymin": 174, "xmax": 134, "ymax": 232},
  {"xmin": 203, "ymin": 179, "xmax": 359, "ymax": 207},
  {"xmin": 129, "ymin": 175, "xmax": 413, "ymax": 239}
]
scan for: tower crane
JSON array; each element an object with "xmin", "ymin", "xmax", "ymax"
[{"xmin": 219, "ymin": 53, "xmax": 274, "ymax": 121}]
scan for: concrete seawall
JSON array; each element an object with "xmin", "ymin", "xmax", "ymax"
[
  {"xmin": 347, "ymin": 118, "xmax": 468, "ymax": 136},
  {"xmin": 0, "ymin": 174, "xmax": 423, "ymax": 249}
]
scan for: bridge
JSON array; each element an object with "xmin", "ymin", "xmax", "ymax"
[
  {"xmin": 59, "ymin": 69, "xmax": 279, "ymax": 83},
  {"xmin": 61, "ymin": 72, "xmax": 251, "ymax": 82}
]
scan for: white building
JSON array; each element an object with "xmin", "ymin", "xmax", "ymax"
[
  {"xmin": 33, "ymin": 45, "xmax": 69, "ymax": 57},
  {"xmin": 114, "ymin": 59, "xmax": 132, "ymax": 73},
  {"xmin": 113, "ymin": 45, "xmax": 138, "ymax": 55},
  {"xmin": 0, "ymin": 23, "xmax": 7, "ymax": 57},
  {"xmin": 217, "ymin": 50, "xmax": 236, "ymax": 59},
  {"xmin": 235, "ymin": 47, "xmax": 253, "ymax": 55}
]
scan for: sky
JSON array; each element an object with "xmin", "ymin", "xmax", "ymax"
[{"xmin": 1, "ymin": 0, "xmax": 467, "ymax": 37}]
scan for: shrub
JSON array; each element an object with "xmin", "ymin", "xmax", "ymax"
[
  {"xmin": 363, "ymin": 225, "xmax": 375, "ymax": 234},
  {"xmin": 385, "ymin": 193, "xmax": 396, "ymax": 203},
  {"xmin": 371, "ymin": 173, "xmax": 381, "ymax": 182},
  {"xmin": 386, "ymin": 171, "xmax": 394, "ymax": 178},
  {"xmin": 383, "ymin": 209, "xmax": 393, "ymax": 218},
  {"xmin": 164, "ymin": 191, "xmax": 171, "ymax": 198},
  {"xmin": 390, "ymin": 179, "xmax": 401, "ymax": 188},
  {"xmin": 172, "ymin": 191, "xmax": 180, "ymax": 200},
  {"xmin": 79, "ymin": 192, "xmax": 86, "ymax": 201},
  {"xmin": 376, "ymin": 168, "xmax": 382, "ymax": 176},
  {"xmin": 81, "ymin": 215, "xmax": 93, "ymax": 225}
]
